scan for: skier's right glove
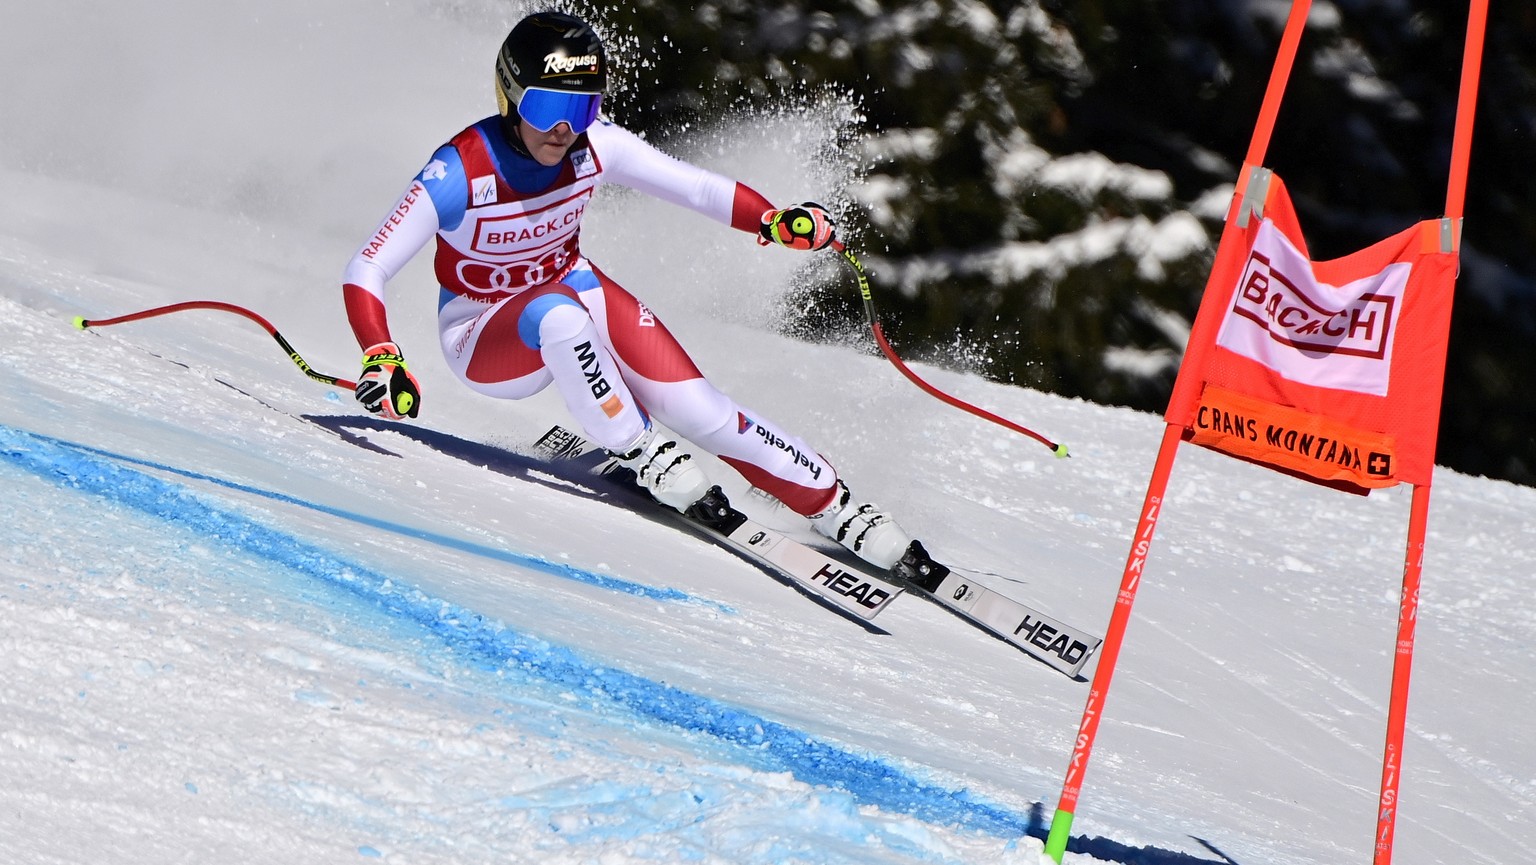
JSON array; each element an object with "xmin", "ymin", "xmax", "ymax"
[{"xmin": 354, "ymin": 342, "xmax": 421, "ymax": 420}]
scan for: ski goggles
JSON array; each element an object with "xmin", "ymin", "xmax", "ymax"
[{"xmin": 518, "ymin": 87, "xmax": 603, "ymax": 134}]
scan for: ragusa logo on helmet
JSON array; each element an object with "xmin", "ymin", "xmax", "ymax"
[{"xmin": 543, "ymin": 52, "xmax": 599, "ymax": 75}]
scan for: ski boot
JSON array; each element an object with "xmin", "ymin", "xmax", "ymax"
[
  {"xmin": 610, "ymin": 426, "xmax": 711, "ymax": 513},
  {"xmin": 808, "ymin": 480, "xmax": 914, "ymax": 571}
]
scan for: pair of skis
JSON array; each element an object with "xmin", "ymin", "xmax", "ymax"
[{"xmin": 531, "ymin": 425, "xmax": 1100, "ymax": 680}]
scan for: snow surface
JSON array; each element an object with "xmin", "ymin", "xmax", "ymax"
[{"xmin": 2, "ymin": 3, "xmax": 1534, "ymax": 865}]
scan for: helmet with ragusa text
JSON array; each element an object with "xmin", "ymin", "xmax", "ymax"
[{"xmin": 495, "ymin": 11, "xmax": 607, "ymax": 134}]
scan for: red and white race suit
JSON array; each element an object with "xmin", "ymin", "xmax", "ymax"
[{"xmin": 341, "ymin": 116, "xmax": 839, "ymax": 515}]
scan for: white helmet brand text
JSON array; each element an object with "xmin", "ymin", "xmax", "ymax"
[{"xmin": 544, "ymin": 52, "xmax": 600, "ymax": 75}]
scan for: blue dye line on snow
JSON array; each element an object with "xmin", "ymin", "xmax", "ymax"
[
  {"xmin": 0, "ymin": 425, "xmax": 717, "ymax": 608},
  {"xmin": 0, "ymin": 423, "xmax": 1032, "ymax": 837}
]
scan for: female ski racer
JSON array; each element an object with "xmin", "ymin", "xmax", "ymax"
[{"xmin": 340, "ymin": 10, "xmax": 928, "ymax": 573}]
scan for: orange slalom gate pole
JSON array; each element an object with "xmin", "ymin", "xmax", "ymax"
[
  {"xmin": 1373, "ymin": 484, "xmax": 1431, "ymax": 865},
  {"xmin": 1041, "ymin": 423, "xmax": 1182, "ymax": 862},
  {"xmin": 1235, "ymin": 0, "xmax": 1312, "ymax": 197},
  {"xmin": 1374, "ymin": 4, "xmax": 1484, "ymax": 862},
  {"xmin": 1443, "ymin": 0, "xmax": 1489, "ymax": 222},
  {"xmin": 1040, "ymin": 3, "xmax": 1312, "ymax": 861}
]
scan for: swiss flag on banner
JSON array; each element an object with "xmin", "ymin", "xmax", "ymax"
[{"xmin": 1165, "ymin": 169, "xmax": 1458, "ymax": 493}]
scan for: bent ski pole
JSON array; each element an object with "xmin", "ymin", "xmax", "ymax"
[
  {"xmin": 830, "ymin": 241, "xmax": 1068, "ymax": 457},
  {"xmin": 74, "ymin": 300, "xmax": 357, "ymax": 390}
]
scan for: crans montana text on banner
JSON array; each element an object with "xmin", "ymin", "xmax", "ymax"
[{"xmin": 1164, "ymin": 170, "xmax": 1457, "ymax": 493}]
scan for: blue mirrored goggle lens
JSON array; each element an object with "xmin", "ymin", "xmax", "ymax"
[{"xmin": 518, "ymin": 88, "xmax": 602, "ymax": 134}]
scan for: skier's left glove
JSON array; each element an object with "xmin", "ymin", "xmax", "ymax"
[
  {"xmin": 354, "ymin": 342, "xmax": 421, "ymax": 420},
  {"xmin": 758, "ymin": 202, "xmax": 837, "ymax": 251}
]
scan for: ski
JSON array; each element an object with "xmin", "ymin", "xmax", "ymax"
[
  {"xmin": 531, "ymin": 425, "xmax": 1101, "ymax": 678},
  {"xmin": 901, "ymin": 559, "xmax": 1099, "ymax": 679},
  {"xmin": 530, "ymin": 426, "xmax": 902, "ymax": 628},
  {"xmin": 683, "ymin": 486, "xmax": 903, "ymax": 624}
]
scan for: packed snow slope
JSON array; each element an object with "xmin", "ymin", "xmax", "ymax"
[{"xmin": 1, "ymin": 3, "xmax": 1533, "ymax": 865}]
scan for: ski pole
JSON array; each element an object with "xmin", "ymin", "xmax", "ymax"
[
  {"xmin": 73, "ymin": 300, "xmax": 357, "ymax": 390},
  {"xmin": 830, "ymin": 240, "xmax": 1069, "ymax": 457}
]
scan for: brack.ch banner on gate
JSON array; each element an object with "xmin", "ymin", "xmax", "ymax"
[{"xmin": 1165, "ymin": 170, "xmax": 1458, "ymax": 494}]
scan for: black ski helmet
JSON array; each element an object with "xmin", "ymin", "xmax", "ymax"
[{"xmin": 495, "ymin": 12, "xmax": 607, "ymax": 123}]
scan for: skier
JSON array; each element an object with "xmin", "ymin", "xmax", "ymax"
[{"xmin": 340, "ymin": 10, "xmax": 929, "ymax": 574}]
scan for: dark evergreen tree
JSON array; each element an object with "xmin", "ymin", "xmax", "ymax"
[{"xmin": 576, "ymin": 0, "xmax": 1536, "ymax": 485}]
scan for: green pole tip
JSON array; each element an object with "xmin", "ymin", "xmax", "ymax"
[
  {"xmin": 72, "ymin": 315, "xmax": 89, "ymax": 330},
  {"xmin": 1043, "ymin": 808, "xmax": 1074, "ymax": 862},
  {"xmin": 1053, "ymin": 443, "xmax": 1070, "ymax": 459}
]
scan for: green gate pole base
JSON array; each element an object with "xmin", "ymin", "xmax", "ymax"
[{"xmin": 1042, "ymin": 808, "xmax": 1074, "ymax": 863}]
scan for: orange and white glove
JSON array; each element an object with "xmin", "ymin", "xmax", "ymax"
[
  {"xmin": 354, "ymin": 342, "xmax": 421, "ymax": 420},
  {"xmin": 758, "ymin": 202, "xmax": 837, "ymax": 251}
]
